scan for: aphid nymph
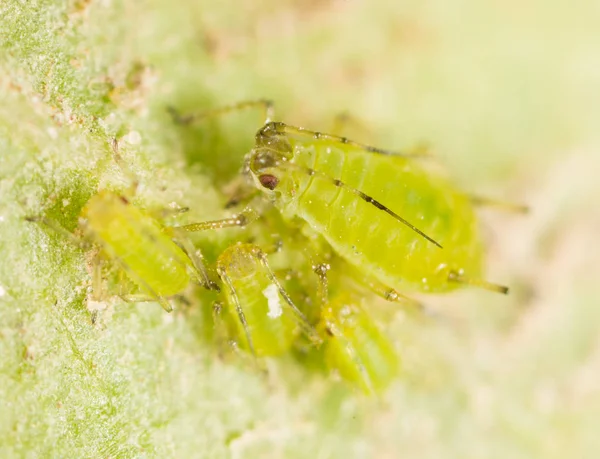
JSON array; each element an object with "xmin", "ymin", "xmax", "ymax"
[
  {"xmin": 214, "ymin": 242, "xmax": 320, "ymax": 358},
  {"xmin": 28, "ymin": 139, "xmax": 219, "ymax": 313}
]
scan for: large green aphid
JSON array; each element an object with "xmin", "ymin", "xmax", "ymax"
[
  {"xmin": 27, "ymin": 140, "xmax": 219, "ymax": 313},
  {"xmin": 171, "ymin": 100, "xmax": 513, "ymax": 298},
  {"xmin": 246, "ymin": 120, "xmax": 510, "ymax": 297},
  {"xmin": 215, "ymin": 242, "xmax": 320, "ymax": 358}
]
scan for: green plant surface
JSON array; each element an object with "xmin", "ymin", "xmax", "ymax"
[{"xmin": 1, "ymin": 0, "xmax": 600, "ymax": 457}]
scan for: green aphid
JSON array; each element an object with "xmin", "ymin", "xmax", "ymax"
[
  {"xmin": 320, "ymin": 289, "xmax": 399, "ymax": 394},
  {"xmin": 82, "ymin": 190, "xmax": 212, "ymax": 312},
  {"xmin": 171, "ymin": 100, "xmax": 518, "ymax": 301},
  {"xmin": 215, "ymin": 242, "xmax": 319, "ymax": 358},
  {"xmin": 246, "ymin": 119, "xmax": 512, "ymax": 297},
  {"xmin": 27, "ymin": 140, "xmax": 218, "ymax": 313}
]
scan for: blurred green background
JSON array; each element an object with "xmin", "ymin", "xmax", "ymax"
[{"xmin": 1, "ymin": 0, "xmax": 599, "ymax": 457}]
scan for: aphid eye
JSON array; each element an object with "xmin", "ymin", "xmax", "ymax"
[
  {"xmin": 119, "ymin": 195, "xmax": 129, "ymax": 204},
  {"xmin": 259, "ymin": 174, "xmax": 279, "ymax": 190}
]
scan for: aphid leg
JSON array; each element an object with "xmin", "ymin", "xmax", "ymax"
[
  {"xmin": 211, "ymin": 301, "xmax": 235, "ymax": 359},
  {"xmin": 87, "ymin": 250, "xmax": 172, "ymax": 323},
  {"xmin": 25, "ymin": 216, "xmax": 91, "ymax": 249},
  {"xmin": 171, "ymin": 230, "xmax": 220, "ymax": 291},
  {"xmin": 448, "ymin": 270, "xmax": 509, "ymax": 295},
  {"xmin": 363, "ymin": 277, "xmax": 424, "ymax": 311},
  {"xmin": 216, "ymin": 267, "xmax": 266, "ymax": 372},
  {"xmin": 110, "ymin": 138, "xmax": 139, "ymax": 196},
  {"xmin": 255, "ymin": 248, "xmax": 323, "ymax": 347},
  {"xmin": 110, "ymin": 255, "xmax": 174, "ymax": 312},
  {"xmin": 468, "ymin": 195, "xmax": 529, "ymax": 214},
  {"xmin": 168, "ymin": 98, "xmax": 275, "ymax": 126},
  {"xmin": 312, "ymin": 262, "xmax": 330, "ymax": 316},
  {"xmin": 168, "ymin": 206, "xmax": 259, "ymax": 233},
  {"xmin": 313, "ymin": 264, "xmax": 375, "ymax": 393},
  {"xmin": 259, "ymin": 121, "xmax": 431, "ymax": 159},
  {"xmin": 211, "ymin": 301, "xmax": 269, "ymax": 376}
]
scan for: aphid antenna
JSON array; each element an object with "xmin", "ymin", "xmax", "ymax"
[
  {"xmin": 258, "ymin": 121, "xmax": 433, "ymax": 159},
  {"xmin": 447, "ymin": 271, "xmax": 509, "ymax": 295},
  {"xmin": 168, "ymin": 99, "xmax": 275, "ymax": 127},
  {"xmin": 256, "ymin": 249, "xmax": 323, "ymax": 347},
  {"xmin": 279, "ymin": 161, "xmax": 443, "ymax": 249}
]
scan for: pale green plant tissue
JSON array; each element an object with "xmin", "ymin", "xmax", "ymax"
[{"xmin": 1, "ymin": 1, "xmax": 600, "ymax": 458}]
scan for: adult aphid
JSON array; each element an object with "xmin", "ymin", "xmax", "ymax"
[{"xmin": 171, "ymin": 100, "xmax": 521, "ymax": 302}]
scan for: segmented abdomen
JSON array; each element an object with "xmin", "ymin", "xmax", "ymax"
[
  {"xmin": 217, "ymin": 244, "xmax": 298, "ymax": 356},
  {"xmin": 290, "ymin": 143, "xmax": 483, "ymax": 293},
  {"xmin": 83, "ymin": 192, "xmax": 191, "ymax": 297}
]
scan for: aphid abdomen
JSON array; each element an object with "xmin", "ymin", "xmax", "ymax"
[
  {"xmin": 82, "ymin": 191, "xmax": 192, "ymax": 297},
  {"xmin": 323, "ymin": 293, "xmax": 399, "ymax": 394},
  {"xmin": 287, "ymin": 143, "xmax": 484, "ymax": 293},
  {"xmin": 217, "ymin": 244, "xmax": 298, "ymax": 357}
]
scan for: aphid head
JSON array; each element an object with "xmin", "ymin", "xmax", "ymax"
[{"xmin": 245, "ymin": 122, "xmax": 294, "ymax": 193}]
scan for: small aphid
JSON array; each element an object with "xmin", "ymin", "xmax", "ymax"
[
  {"xmin": 80, "ymin": 190, "xmax": 211, "ymax": 312},
  {"xmin": 215, "ymin": 242, "xmax": 319, "ymax": 358},
  {"xmin": 307, "ymin": 262, "xmax": 398, "ymax": 394},
  {"xmin": 27, "ymin": 139, "xmax": 218, "ymax": 313},
  {"xmin": 320, "ymin": 291, "xmax": 399, "ymax": 394}
]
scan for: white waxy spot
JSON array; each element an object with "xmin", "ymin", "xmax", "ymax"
[
  {"xmin": 0, "ymin": 215, "xmax": 5, "ymax": 222},
  {"xmin": 262, "ymin": 283, "xmax": 282, "ymax": 319},
  {"xmin": 0, "ymin": 285, "xmax": 6, "ymax": 297}
]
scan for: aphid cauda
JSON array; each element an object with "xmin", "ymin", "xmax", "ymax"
[
  {"xmin": 27, "ymin": 139, "xmax": 219, "ymax": 313},
  {"xmin": 171, "ymin": 100, "xmax": 515, "ymax": 302}
]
